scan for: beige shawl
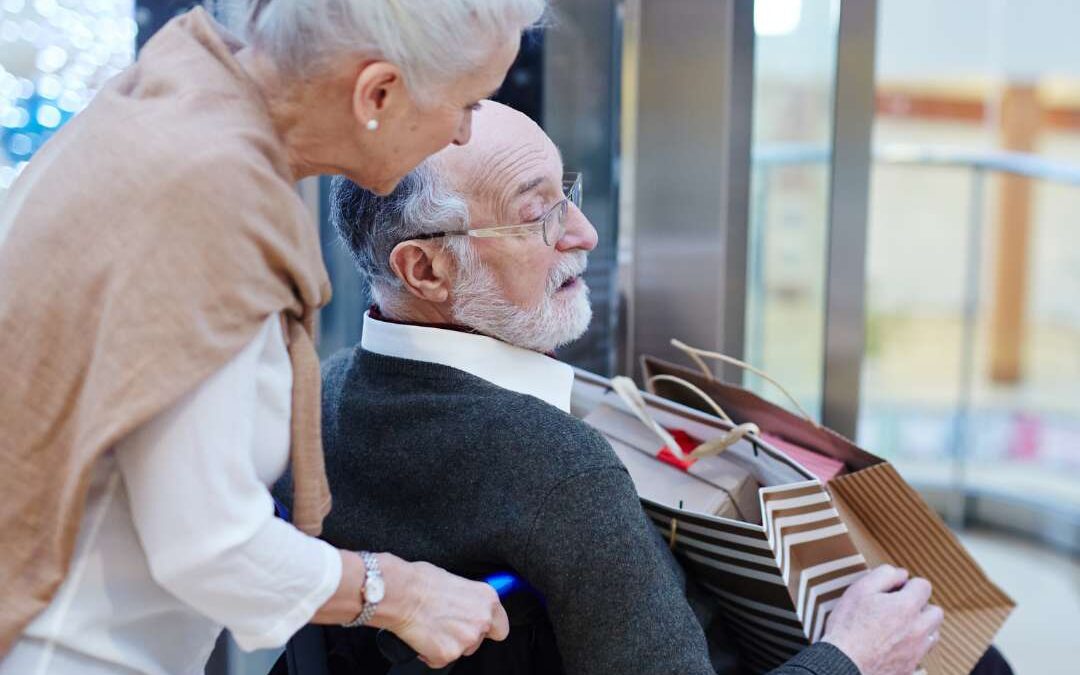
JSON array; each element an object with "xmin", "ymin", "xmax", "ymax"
[{"xmin": 0, "ymin": 8, "xmax": 332, "ymax": 653}]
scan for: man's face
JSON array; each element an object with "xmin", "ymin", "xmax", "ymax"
[{"xmin": 436, "ymin": 103, "xmax": 599, "ymax": 352}]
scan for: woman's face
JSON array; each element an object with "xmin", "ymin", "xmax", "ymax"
[{"xmin": 353, "ymin": 34, "xmax": 522, "ymax": 195}]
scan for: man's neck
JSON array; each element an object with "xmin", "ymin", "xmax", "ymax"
[
  {"xmin": 371, "ymin": 302, "xmax": 481, "ymax": 335},
  {"xmin": 377, "ymin": 297, "xmax": 455, "ymax": 326},
  {"xmin": 372, "ymin": 302, "xmax": 559, "ymax": 357}
]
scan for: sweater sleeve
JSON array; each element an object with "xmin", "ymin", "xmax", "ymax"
[
  {"xmin": 768, "ymin": 642, "xmax": 862, "ymax": 675},
  {"xmin": 520, "ymin": 467, "xmax": 716, "ymax": 675},
  {"xmin": 114, "ymin": 314, "xmax": 341, "ymax": 651}
]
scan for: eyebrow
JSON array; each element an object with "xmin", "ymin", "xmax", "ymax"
[{"xmin": 514, "ymin": 176, "xmax": 547, "ymax": 197}]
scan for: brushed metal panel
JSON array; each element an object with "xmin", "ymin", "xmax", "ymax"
[{"xmin": 622, "ymin": 0, "xmax": 752, "ymax": 379}]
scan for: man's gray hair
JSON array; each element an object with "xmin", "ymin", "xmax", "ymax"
[
  {"xmin": 330, "ymin": 162, "xmax": 470, "ymax": 300},
  {"xmin": 247, "ymin": 0, "xmax": 546, "ymax": 101}
]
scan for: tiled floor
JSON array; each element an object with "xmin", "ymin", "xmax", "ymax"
[{"xmin": 960, "ymin": 529, "xmax": 1080, "ymax": 675}]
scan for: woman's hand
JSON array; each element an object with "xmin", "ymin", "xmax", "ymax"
[
  {"xmin": 313, "ymin": 550, "xmax": 509, "ymax": 668},
  {"xmin": 371, "ymin": 554, "xmax": 510, "ymax": 668}
]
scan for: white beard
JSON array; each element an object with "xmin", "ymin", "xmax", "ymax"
[{"xmin": 449, "ymin": 245, "xmax": 592, "ymax": 353}]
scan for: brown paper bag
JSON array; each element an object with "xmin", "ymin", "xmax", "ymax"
[{"xmin": 638, "ymin": 346, "xmax": 1015, "ymax": 675}]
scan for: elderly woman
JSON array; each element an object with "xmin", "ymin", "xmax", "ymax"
[{"xmin": 0, "ymin": 1, "xmax": 545, "ymax": 673}]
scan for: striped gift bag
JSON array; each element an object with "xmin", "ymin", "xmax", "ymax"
[{"xmin": 571, "ymin": 359, "xmax": 1013, "ymax": 675}]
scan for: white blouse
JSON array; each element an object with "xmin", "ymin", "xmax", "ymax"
[{"xmin": 0, "ymin": 314, "xmax": 342, "ymax": 675}]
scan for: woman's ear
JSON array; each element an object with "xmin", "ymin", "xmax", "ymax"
[
  {"xmin": 351, "ymin": 61, "xmax": 407, "ymax": 130},
  {"xmin": 388, "ymin": 241, "xmax": 453, "ymax": 303}
]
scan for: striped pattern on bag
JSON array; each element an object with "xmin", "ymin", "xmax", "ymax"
[{"xmin": 644, "ymin": 480, "xmax": 868, "ymax": 674}]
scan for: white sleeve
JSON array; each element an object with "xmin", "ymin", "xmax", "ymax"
[{"xmin": 114, "ymin": 315, "xmax": 342, "ymax": 651}]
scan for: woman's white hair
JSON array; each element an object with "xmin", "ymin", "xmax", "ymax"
[{"xmin": 246, "ymin": 0, "xmax": 547, "ymax": 101}]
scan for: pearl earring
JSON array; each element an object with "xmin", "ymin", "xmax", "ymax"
[{"xmin": 366, "ymin": 119, "xmax": 379, "ymax": 131}]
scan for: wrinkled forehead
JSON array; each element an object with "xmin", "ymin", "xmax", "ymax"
[{"xmin": 435, "ymin": 103, "xmax": 563, "ymax": 214}]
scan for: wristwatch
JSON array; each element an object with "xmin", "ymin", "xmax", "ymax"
[{"xmin": 343, "ymin": 551, "xmax": 385, "ymax": 628}]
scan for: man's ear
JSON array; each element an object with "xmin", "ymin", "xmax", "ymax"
[
  {"xmin": 351, "ymin": 61, "xmax": 408, "ymax": 129},
  {"xmin": 388, "ymin": 241, "xmax": 454, "ymax": 303}
]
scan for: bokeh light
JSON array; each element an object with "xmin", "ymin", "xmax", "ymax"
[{"xmin": 0, "ymin": 0, "xmax": 133, "ymax": 190}]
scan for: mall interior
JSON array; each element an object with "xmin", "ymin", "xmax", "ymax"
[{"xmin": 0, "ymin": 1, "xmax": 1076, "ymax": 674}]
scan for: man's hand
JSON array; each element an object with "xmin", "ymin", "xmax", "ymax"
[
  {"xmin": 370, "ymin": 554, "xmax": 510, "ymax": 668},
  {"xmin": 821, "ymin": 565, "xmax": 945, "ymax": 675}
]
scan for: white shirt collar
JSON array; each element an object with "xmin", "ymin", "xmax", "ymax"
[{"xmin": 360, "ymin": 310, "xmax": 575, "ymax": 413}]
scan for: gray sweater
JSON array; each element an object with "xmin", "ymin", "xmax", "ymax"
[{"xmin": 279, "ymin": 346, "xmax": 858, "ymax": 675}]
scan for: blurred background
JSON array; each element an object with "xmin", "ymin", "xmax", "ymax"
[{"xmin": 0, "ymin": 1, "xmax": 1075, "ymax": 673}]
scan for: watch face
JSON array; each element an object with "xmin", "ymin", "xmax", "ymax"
[{"xmin": 366, "ymin": 574, "xmax": 386, "ymax": 604}]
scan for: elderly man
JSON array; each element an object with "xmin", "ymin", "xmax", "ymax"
[{"xmin": 284, "ymin": 102, "xmax": 946, "ymax": 675}]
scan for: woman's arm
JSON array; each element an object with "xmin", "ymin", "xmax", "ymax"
[
  {"xmin": 114, "ymin": 315, "xmax": 342, "ymax": 650},
  {"xmin": 116, "ymin": 314, "xmax": 508, "ymax": 662}
]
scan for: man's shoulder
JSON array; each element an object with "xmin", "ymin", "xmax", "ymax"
[
  {"xmin": 321, "ymin": 347, "xmax": 624, "ymax": 474},
  {"xmin": 321, "ymin": 347, "xmax": 358, "ymax": 394},
  {"xmin": 460, "ymin": 379, "xmax": 626, "ymax": 475}
]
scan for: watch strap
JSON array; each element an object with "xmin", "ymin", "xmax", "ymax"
[{"xmin": 342, "ymin": 551, "xmax": 381, "ymax": 628}]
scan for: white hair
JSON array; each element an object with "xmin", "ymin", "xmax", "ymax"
[
  {"xmin": 329, "ymin": 160, "xmax": 468, "ymax": 304},
  {"xmin": 247, "ymin": 0, "xmax": 547, "ymax": 100}
]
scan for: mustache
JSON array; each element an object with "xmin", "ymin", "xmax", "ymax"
[{"xmin": 547, "ymin": 252, "xmax": 589, "ymax": 294}]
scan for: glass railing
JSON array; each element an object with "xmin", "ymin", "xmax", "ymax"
[{"xmin": 751, "ymin": 143, "xmax": 1080, "ymax": 551}]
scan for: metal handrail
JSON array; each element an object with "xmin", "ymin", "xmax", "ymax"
[{"xmin": 752, "ymin": 142, "xmax": 1080, "ymax": 186}]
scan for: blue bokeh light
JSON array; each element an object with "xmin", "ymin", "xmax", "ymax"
[{"xmin": 2, "ymin": 91, "xmax": 72, "ymax": 161}]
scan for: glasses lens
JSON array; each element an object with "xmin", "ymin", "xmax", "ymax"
[
  {"xmin": 543, "ymin": 200, "xmax": 568, "ymax": 246},
  {"xmin": 563, "ymin": 174, "xmax": 582, "ymax": 209}
]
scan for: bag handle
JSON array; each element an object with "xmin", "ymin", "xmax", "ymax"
[
  {"xmin": 610, "ymin": 376, "xmax": 754, "ymax": 460},
  {"xmin": 611, "ymin": 376, "xmax": 684, "ymax": 459},
  {"xmin": 610, "ymin": 377, "xmax": 753, "ymax": 521},
  {"xmin": 644, "ymin": 374, "xmax": 761, "ymax": 457},
  {"xmin": 670, "ymin": 339, "xmax": 819, "ymax": 427},
  {"xmin": 647, "ymin": 374, "xmax": 736, "ymax": 424}
]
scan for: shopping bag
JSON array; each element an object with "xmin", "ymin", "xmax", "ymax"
[
  {"xmin": 628, "ymin": 342, "xmax": 1015, "ymax": 675},
  {"xmin": 574, "ymin": 370, "xmax": 865, "ymax": 672}
]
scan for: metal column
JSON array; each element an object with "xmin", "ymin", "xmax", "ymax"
[
  {"xmin": 542, "ymin": 0, "xmax": 622, "ymax": 375},
  {"xmin": 821, "ymin": 0, "xmax": 878, "ymax": 437},
  {"xmin": 619, "ymin": 0, "xmax": 755, "ymax": 379}
]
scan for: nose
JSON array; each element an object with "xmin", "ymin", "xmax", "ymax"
[
  {"xmin": 451, "ymin": 111, "xmax": 473, "ymax": 146},
  {"xmin": 555, "ymin": 203, "xmax": 598, "ymax": 253}
]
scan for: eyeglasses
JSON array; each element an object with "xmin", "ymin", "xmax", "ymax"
[{"xmin": 413, "ymin": 172, "xmax": 582, "ymax": 247}]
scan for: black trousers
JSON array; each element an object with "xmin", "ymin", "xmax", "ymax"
[{"xmin": 971, "ymin": 646, "xmax": 1013, "ymax": 675}]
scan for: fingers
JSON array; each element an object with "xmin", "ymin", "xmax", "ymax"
[
  {"xmin": 462, "ymin": 636, "xmax": 486, "ymax": 657},
  {"xmin": 897, "ymin": 576, "xmax": 933, "ymax": 608},
  {"xmin": 488, "ymin": 602, "xmax": 510, "ymax": 641},
  {"xmin": 909, "ymin": 604, "xmax": 945, "ymax": 663},
  {"xmin": 914, "ymin": 603, "xmax": 945, "ymax": 637},
  {"xmin": 852, "ymin": 564, "xmax": 910, "ymax": 595},
  {"xmin": 419, "ymin": 645, "xmax": 454, "ymax": 670}
]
